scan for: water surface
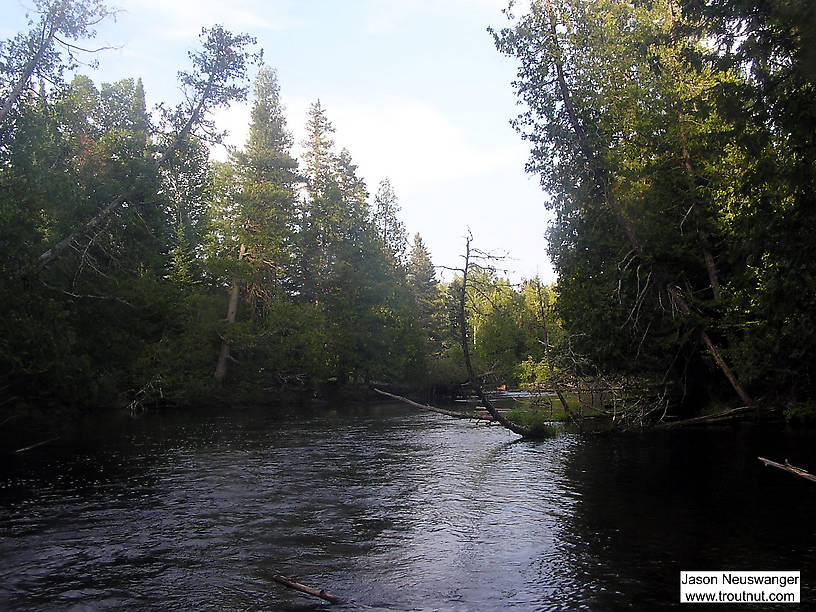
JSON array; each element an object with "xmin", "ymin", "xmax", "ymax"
[{"xmin": 1, "ymin": 403, "xmax": 814, "ymax": 609}]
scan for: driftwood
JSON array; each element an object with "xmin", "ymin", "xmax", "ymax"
[
  {"xmin": 758, "ymin": 457, "xmax": 816, "ymax": 483},
  {"xmin": 657, "ymin": 406, "xmax": 755, "ymax": 428},
  {"xmin": 272, "ymin": 574, "xmax": 351, "ymax": 605},
  {"xmin": 14, "ymin": 436, "xmax": 60, "ymax": 454},
  {"xmin": 373, "ymin": 388, "xmax": 496, "ymax": 423}
]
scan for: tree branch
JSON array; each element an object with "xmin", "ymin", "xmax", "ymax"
[
  {"xmin": 758, "ymin": 457, "xmax": 816, "ymax": 483},
  {"xmin": 373, "ymin": 388, "xmax": 496, "ymax": 422}
]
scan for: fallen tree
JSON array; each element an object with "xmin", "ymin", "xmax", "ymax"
[
  {"xmin": 758, "ymin": 457, "xmax": 816, "ymax": 484},
  {"xmin": 454, "ymin": 235, "xmax": 540, "ymax": 437},
  {"xmin": 658, "ymin": 406, "xmax": 757, "ymax": 428},
  {"xmin": 372, "ymin": 388, "xmax": 497, "ymax": 423},
  {"xmin": 377, "ymin": 233, "xmax": 553, "ymax": 439}
]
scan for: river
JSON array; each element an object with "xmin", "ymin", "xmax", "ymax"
[{"xmin": 1, "ymin": 403, "xmax": 815, "ymax": 610}]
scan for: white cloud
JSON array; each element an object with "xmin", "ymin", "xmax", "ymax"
[
  {"xmin": 312, "ymin": 98, "xmax": 523, "ymax": 194},
  {"xmin": 212, "ymin": 95, "xmax": 522, "ymax": 184}
]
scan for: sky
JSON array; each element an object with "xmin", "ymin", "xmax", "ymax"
[{"xmin": 5, "ymin": 0, "xmax": 555, "ymax": 283}]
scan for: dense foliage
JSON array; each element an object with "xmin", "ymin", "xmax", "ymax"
[
  {"xmin": 493, "ymin": 0, "xmax": 816, "ymax": 413},
  {"xmin": 0, "ymin": 4, "xmax": 454, "ymax": 412},
  {"xmin": 3, "ymin": 0, "xmax": 812, "ymax": 421}
]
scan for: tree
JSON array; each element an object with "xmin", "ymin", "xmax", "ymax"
[
  {"xmin": 0, "ymin": 0, "xmax": 112, "ymax": 126},
  {"xmin": 212, "ymin": 67, "xmax": 299, "ymax": 383},
  {"xmin": 0, "ymin": 73, "xmax": 169, "ymax": 410},
  {"xmin": 492, "ymin": 0, "xmax": 754, "ymax": 411},
  {"xmin": 452, "ymin": 233, "xmax": 541, "ymax": 436},
  {"xmin": 372, "ymin": 179, "xmax": 407, "ymax": 266},
  {"xmin": 678, "ymin": 0, "xmax": 816, "ymax": 405},
  {"xmin": 35, "ymin": 24, "xmax": 261, "ymax": 271},
  {"xmin": 406, "ymin": 233, "xmax": 439, "ymax": 338},
  {"xmin": 301, "ymin": 99, "xmax": 335, "ymax": 195}
]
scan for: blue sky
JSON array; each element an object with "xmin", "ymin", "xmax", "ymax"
[{"xmin": 5, "ymin": 0, "xmax": 555, "ymax": 282}]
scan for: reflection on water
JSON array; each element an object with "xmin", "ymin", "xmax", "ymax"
[{"xmin": 1, "ymin": 405, "xmax": 815, "ymax": 610}]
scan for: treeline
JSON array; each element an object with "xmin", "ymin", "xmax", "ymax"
[
  {"xmin": 5, "ymin": 0, "xmax": 814, "ymax": 421},
  {"xmin": 0, "ymin": 2, "xmax": 560, "ymax": 414},
  {"xmin": 493, "ymin": 0, "xmax": 816, "ymax": 417},
  {"xmin": 0, "ymin": 35, "xmax": 419, "ymax": 408}
]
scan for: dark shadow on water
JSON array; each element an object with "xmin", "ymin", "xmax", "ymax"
[{"xmin": 555, "ymin": 424, "xmax": 816, "ymax": 609}]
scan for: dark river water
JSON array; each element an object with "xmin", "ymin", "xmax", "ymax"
[{"xmin": 1, "ymin": 403, "xmax": 815, "ymax": 610}]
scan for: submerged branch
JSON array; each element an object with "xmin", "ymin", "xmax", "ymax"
[
  {"xmin": 658, "ymin": 405, "xmax": 755, "ymax": 427},
  {"xmin": 758, "ymin": 457, "xmax": 816, "ymax": 483},
  {"xmin": 271, "ymin": 574, "xmax": 351, "ymax": 605},
  {"xmin": 14, "ymin": 436, "xmax": 60, "ymax": 454}
]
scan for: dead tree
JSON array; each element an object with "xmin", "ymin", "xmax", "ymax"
[
  {"xmin": 758, "ymin": 457, "xmax": 816, "ymax": 484},
  {"xmin": 452, "ymin": 232, "xmax": 537, "ymax": 437},
  {"xmin": 377, "ymin": 232, "xmax": 549, "ymax": 438}
]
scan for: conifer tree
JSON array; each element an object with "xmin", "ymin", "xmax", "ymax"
[
  {"xmin": 214, "ymin": 67, "xmax": 299, "ymax": 383},
  {"xmin": 373, "ymin": 179, "xmax": 407, "ymax": 266}
]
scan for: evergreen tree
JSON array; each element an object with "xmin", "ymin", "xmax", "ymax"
[
  {"xmin": 0, "ymin": 0, "xmax": 112, "ymax": 126},
  {"xmin": 373, "ymin": 179, "xmax": 407, "ymax": 266},
  {"xmin": 213, "ymin": 67, "xmax": 300, "ymax": 383},
  {"xmin": 302, "ymin": 99, "xmax": 336, "ymax": 195},
  {"xmin": 492, "ymin": 0, "xmax": 751, "ymax": 407},
  {"xmin": 406, "ymin": 233, "xmax": 438, "ymax": 335}
]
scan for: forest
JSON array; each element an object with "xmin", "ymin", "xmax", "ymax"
[{"xmin": 1, "ymin": 0, "xmax": 815, "ymax": 429}]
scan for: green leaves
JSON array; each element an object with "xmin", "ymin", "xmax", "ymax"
[{"xmin": 494, "ymin": 0, "xmax": 816, "ymax": 407}]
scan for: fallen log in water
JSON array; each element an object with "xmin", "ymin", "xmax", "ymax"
[
  {"xmin": 758, "ymin": 457, "xmax": 816, "ymax": 483},
  {"xmin": 373, "ymin": 388, "xmax": 497, "ymax": 423},
  {"xmin": 657, "ymin": 406, "xmax": 756, "ymax": 428},
  {"xmin": 14, "ymin": 436, "xmax": 59, "ymax": 454},
  {"xmin": 272, "ymin": 574, "xmax": 351, "ymax": 605}
]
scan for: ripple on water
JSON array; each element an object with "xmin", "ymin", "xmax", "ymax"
[{"xmin": 1, "ymin": 406, "xmax": 815, "ymax": 610}]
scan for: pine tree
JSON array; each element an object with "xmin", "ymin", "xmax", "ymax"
[
  {"xmin": 373, "ymin": 178, "xmax": 407, "ymax": 266},
  {"xmin": 407, "ymin": 233, "xmax": 439, "ymax": 341},
  {"xmin": 214, "ymin": 67, "xmax": 299, "ymax": 383},
  {"xmin": 302, "ymin": 99, "xmax": 336, "ymax": 196}
]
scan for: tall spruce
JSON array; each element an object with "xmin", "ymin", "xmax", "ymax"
[
  {"xmin": 214, "ymin": 67, "xmax": 299, "ymax": 383},
  {"xmin": 373, "ymin": 178, "xmax": 407, "ymax": 266}
]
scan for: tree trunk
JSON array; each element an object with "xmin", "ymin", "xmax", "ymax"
[
  {"xmin": 669, "ymin": 287, "xmax": 753, "ymax": 406},
  {"xmin": 0, "ymin": 20, "xmax": 58, "ymax": 125},
  {"xmin": 214, "ymin": 244, "xmax": 246, "ymax": 384},
  {"xmin": 373, "ymin": 388, "xmax": 497, "ymax": 422}
]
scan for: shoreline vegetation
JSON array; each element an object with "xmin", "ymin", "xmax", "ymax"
[{"xmin": 2, "ymin": 0, "xmax": 815, "ymax": 439}]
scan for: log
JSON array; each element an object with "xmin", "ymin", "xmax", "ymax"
[
  {"xmin": 758, "ymin": 457, "xmax": 816, "ymax": 483},
  {"xmin": 373, "ymin": 388, "xmax": 496, "ymax": 422},
  {"xmin": 657, "ymin": 406, "xmax": 755, "ymax": 428},
  {"xmin": 272, "ymin": 574, "xmax": 351, "ymax": 605},
  {"xmin": 14, "ymin": 436, "xmax": 60, "ymax": 454}
]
